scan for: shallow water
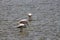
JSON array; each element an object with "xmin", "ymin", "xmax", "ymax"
[{"xmin": 0, "ymin": 0, "xmax": 60, "ymax": 40}]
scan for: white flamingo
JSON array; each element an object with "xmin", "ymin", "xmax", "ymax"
[
  {"xmin": 17, "ymin": 13, "xmax": 32, "ymax": 25},
  {"xmin": 17, "ymin": 13, "xmax": 32, "ymax": 32}
]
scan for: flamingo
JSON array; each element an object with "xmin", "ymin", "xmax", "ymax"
[
  {"xmin": 17, "ymin": 13, "xmax": 32, "ymax": 32},
  {"xmin": 17, "ymin": 13, "xmax": 32, "ymax": 25}
]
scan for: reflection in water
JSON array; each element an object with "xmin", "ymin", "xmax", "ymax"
[
  {"xmin": 17, "ymin": 21, "xmax": 32, "ymax": 38},
  {"xmin": 19, "ymin": 28, "xmax": 29, "ymax": 37}
]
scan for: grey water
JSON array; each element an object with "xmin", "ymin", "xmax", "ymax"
[{"xmin": 0, "ymin": 0, "xmax": 60, "ymax": 40}]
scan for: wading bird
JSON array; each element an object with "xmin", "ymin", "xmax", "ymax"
[
  {"xmin": 17, "ymin": 13, "xmax": 32, "ymax": 25},
  {"xmin": 17, "ymin": 13, "xmax": 32, "ymax": 32}
]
